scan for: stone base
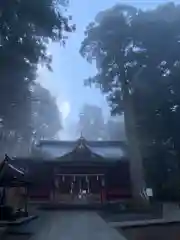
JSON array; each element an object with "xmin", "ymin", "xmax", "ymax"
[{"xmin": 163, "ymin": 203, "xmax": 180, "ymax": 219}]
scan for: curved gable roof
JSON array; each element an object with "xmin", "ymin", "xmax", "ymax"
[
  {"xmin": 36, "ymin": 138, "xmax": 128, "ymax": 161},
  {"xmin": 0, "ymin": 155, "xmax": 26, "ymax": 186}
]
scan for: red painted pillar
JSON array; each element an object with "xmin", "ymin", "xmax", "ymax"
[
  {"xmin": 101, "ymin": 189, "xmax": 106, "ymax": 203},
  {"xmin": 101, "ymin": 177, "xmax": 106, "ymax": 204},
  {"xmin": 100, "ymin": 189, "xmax": 103, "ymax": 204}
]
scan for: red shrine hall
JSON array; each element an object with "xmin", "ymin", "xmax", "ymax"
[{"xmin": 9, "ymin": 137, "xmax": 132, "ymax": 203}]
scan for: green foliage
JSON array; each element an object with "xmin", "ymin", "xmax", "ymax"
[
  {"xmin": 106, "ymin": 118, "xmax": 126, "ymax": 141},
  {"xmin": 80, "ymin": 2, "xmax": 180, "ymax": 200},
  {"xmin": 31, "ymin": 83, "xmax": 62, "ymax": 140},
  {"xmin": 78, "ymin": 104, "xmax": 126, "ymax": 141},
  {"xmin": 0, "ymin": 0, "xmax": 73, "ymax": 156},
  {"xmin": 79, "ymin": 104, "xmax": 105, "ymax": 140},
  {"xmin": 80, "ymin": 3, "xmax": 180, "ymax": 114}
]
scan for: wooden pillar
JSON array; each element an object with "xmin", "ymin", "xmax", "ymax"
[
  {"xmin": 54, "ymin": 176, "xmax": 60, "ymax": 202},
  {"xmin": 1, "ymin": 187, "xmax": 6, "ymax": 205},
  {"xmin": 50, "ymin": 186, "xmax": 55, "ymax": 202},
  {"xmin": 101, "ymin": 176, "xmax": 106, "ymax": 204},
  {"xmin": 24, "ymin": 186, "xmax": 28, "ymax": 215}
]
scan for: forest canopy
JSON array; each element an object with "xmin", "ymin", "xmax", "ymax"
[
  {"xmin": 80, "ymin": 2, "xmax": 180, "ymax": 199},
  {"xmin": 0, "ymin": 0, "xmax": 74, "ymax": 156}
]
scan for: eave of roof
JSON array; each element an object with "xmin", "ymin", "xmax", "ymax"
[
  {"xmin": 0, "ymin": 155, "xmax": 27, "ymax": 186},
  {"xmin": 36, "ymin": 138, "xmax": 128, "ymax": 161}
]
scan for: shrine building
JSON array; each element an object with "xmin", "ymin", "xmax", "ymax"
[{"xmin": 8, "ymin": 136, "xmax": 132, "ymax": 204}]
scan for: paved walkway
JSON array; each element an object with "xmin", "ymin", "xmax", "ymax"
[{"xmin": 30, "ymin": 211, "xmax": 127, "ymax": 240}]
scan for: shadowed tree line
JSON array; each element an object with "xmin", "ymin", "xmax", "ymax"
[
  {"xmin": 80, "ymin": 2, "xmax": 180, "ymax": 200},
  {"xmin": 78, "ymin": 104, "xmax": 126, "ymax": 141},
  {"xmin": 0, "ymin": 0, "xmax": 74, "ymax": 157}
]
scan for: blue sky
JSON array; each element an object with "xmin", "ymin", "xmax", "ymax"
[{"xmin": 38, "ymin": 0, "xmax": 177, "ymax": 131}]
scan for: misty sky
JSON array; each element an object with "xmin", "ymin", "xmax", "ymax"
[{"xmin": 37, "ymin": 0, "xmax": 177, "ymax": 138}]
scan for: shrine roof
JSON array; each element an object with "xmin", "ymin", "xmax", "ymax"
[
  {"xmin": 0, "ymin": 155, "xmax": 27, "ymax": 186},
  {"xmin": 87, "ymin": 145, "xmax": 125, "ymax": 160},
  {"xmin": 36, "ymin": 138, "xmax": 128, "ymax": 161}
]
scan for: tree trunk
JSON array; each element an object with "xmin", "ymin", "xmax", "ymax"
[{"xmin": 123, "ymin": 85, "xmax": 147, "ymax": 204}]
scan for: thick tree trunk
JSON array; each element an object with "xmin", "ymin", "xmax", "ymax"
[{"xmin": 123, "ymin": 85, "xmax": 146, "ymax": 204}]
